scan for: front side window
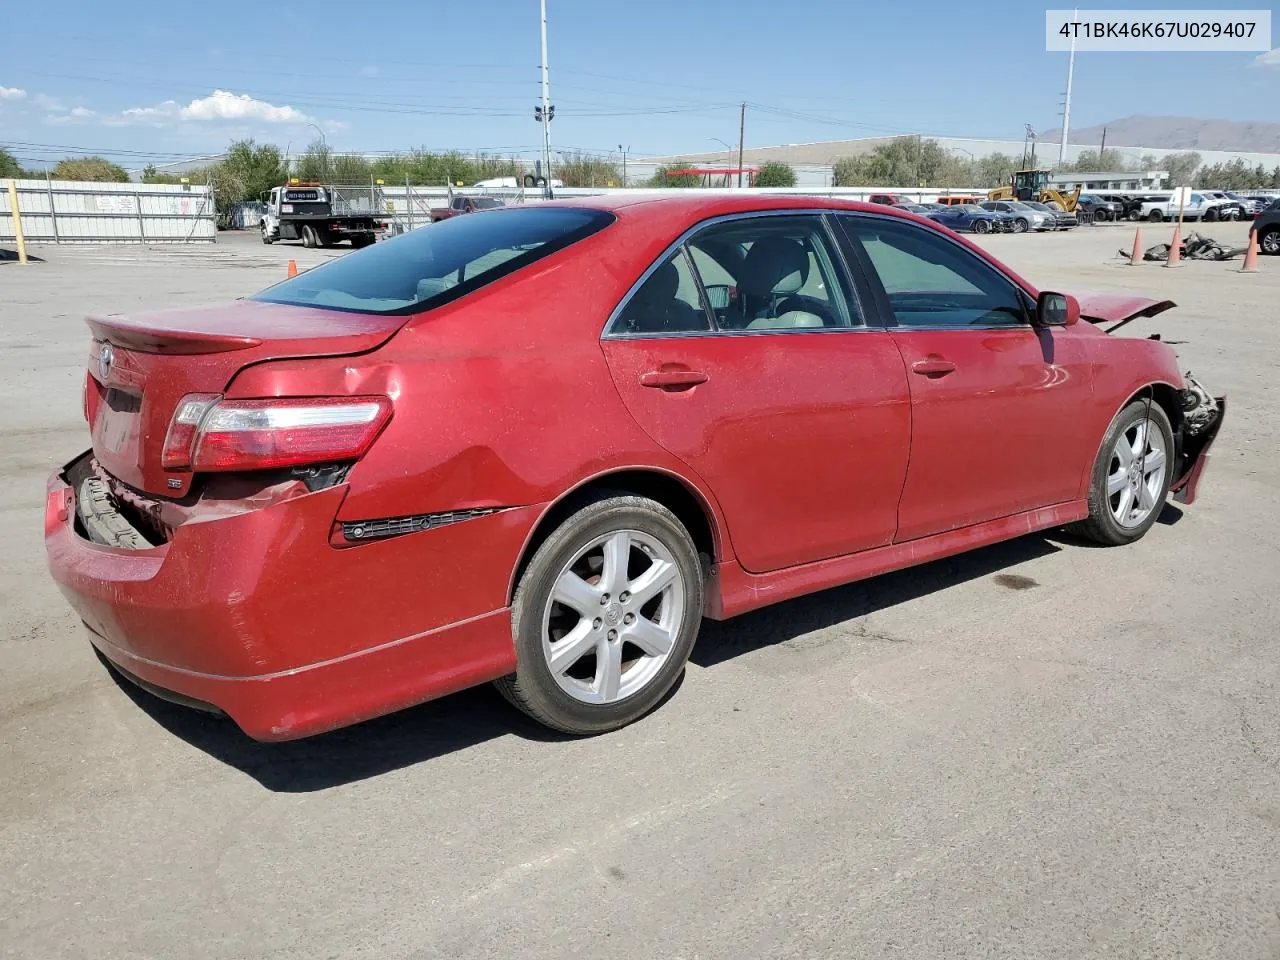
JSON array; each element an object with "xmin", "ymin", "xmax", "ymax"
[
  {"xmin": 254, "ymin": 206, "xmax": 613, "ymax": 315},
  {"xmin": 685, "ymin": 216, "xmax": 860, "ymax": 330},
  {"xmin": 841, "ymin": 216, "xmax": 1028, "ymax": 328}
]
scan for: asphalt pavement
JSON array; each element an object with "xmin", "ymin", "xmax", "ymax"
[{"xmin": 2, "ymin": 222, "xmax": 1277, "ymax": 959}]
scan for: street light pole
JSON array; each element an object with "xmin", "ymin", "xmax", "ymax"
[
  {"xmin": 539, "ymin": 0, "xmax": 553, "ymax": 198},
  {"xmin": 710, "ymin": 138, "xmax": 734, "ymax": 187}
]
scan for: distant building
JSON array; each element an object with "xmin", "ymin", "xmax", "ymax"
[{"xmin": 1049, "ymin": 170, "xmax": 1169, "ymax": 191}]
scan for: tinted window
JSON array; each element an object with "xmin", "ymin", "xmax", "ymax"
[
  {"xmin": 254, "ymin": 207, "xmax": 613, "ymax": 315},
  {"xmin": 686, "ymin": 216, "xmax": 860, "ymax": 330},
  {"xmin": 843, "ymin": 216, "xmax": 1027, "ymax": 328},
  {"xmin": 612, "ymin": 249, "xmax": 711, "ymax": 335}
]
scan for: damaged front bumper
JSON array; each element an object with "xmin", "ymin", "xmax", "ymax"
[{"xmin": 1170, "ymin": 373, "xmax": 1224, "ymax": 506}]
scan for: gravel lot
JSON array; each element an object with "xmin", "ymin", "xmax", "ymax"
[{"xmin": 2, "ymin": 222, "xmax": 1277, "ymax": 959}]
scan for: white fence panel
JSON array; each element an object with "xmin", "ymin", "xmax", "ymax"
[{"xmin": 1, "ymin": 179, "xmax": 216, "ymax": 244}]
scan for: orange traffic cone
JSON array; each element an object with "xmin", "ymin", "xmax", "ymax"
[
  {"xmin": 1164, "ymin": 226, "xmax": 1182, "ymax": 268},
  {"xmin": 287, "ymin": 259, "xmax": 298, "ymax": 278},
  {"xmin": 1238, "ymin": 230, "xmax": 1260, "ymax": 273},
  {"xmin": 1128, "ymin": 227, "xmax": 1143, "ymax": 265}
]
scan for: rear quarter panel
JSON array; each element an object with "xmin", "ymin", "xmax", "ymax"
[{"xmin": 226, "ymin": 213, "xmax": 735, "ymax": 556}]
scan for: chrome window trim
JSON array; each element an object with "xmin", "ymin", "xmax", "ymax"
[{"xmin": 601, "ymin": 208, "xmax": 876, "ymax": 341}]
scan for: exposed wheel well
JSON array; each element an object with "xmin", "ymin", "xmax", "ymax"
[
  {"xmin": 1129, "ymin": 382, "xmax": 1184, "ymax": 435},
  {"xmin": 508, "ymin": 470, "xmax": 719, "ymax": 604}
]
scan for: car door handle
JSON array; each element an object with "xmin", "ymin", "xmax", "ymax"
[
  {"xmin": 911, "ymin": 358, "xmax": 957, "ymax": 378},
  {"xmin": 640, "ymin": 370, "xmax": 709, "ymax": 389}
]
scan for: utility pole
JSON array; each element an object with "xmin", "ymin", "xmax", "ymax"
[
  {"xmin": 737, "ymin": 103, "xmax": 746, "ymax": 188},
  {"xmin": 1058, "ymin": 6, "xmax": 1077, "ymax": 166},
  {"xmin": 539, "ymin": 0, "xmax": 553, "ymax": 198},
  {"xmin": 618, "ymin": 144, "xmax": 628, "ymax": 186},
  {"xmin": 1099, "ymin": 126, "xmax": 1107, "ymax": 159}
]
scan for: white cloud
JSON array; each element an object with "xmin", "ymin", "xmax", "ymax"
[
  {"xmin": 0, "ymin": 86, "xmax": 26, "ymax": 100},
  {"xmin": 1252, "ymin": 48, "xmax": 1280, "ymax": 66},
  {"xmin": 46, "ymin": 107, "xmax": 96, "ymax": 126},
  {"xmin": 109, "ymin": 90, "xmax": 316, "ymax": 126}
]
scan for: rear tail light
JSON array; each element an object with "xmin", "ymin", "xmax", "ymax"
[
  {"xmin": 162, "ymin": 394, "xmax": 220, "ymax": 468},
  {"xmin": 162, "ymin": 395, "xmax": 392, "ymax": 473}
]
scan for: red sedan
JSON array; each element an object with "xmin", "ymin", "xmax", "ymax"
[{"xmin": 45, "ymin": 195, "xmax": 1224, "ymax": 740}]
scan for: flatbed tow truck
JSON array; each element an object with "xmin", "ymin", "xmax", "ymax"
[{"xmin": 260, "ymin": 181, "xmax": 387, "ymax": 248}]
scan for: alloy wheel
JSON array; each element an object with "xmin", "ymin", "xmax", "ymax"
[
  {"xmin": 1107, "ymin": 417, "xmax": 1168, "ymax": 528},
  {"xmin": 541, "ymin": 529, "xmax": 685, "ymax": 705}
]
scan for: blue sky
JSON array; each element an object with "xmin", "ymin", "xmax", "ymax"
[{"xmin": 1, "ymin": 0, "xmax": 1276, "ymax": 170}]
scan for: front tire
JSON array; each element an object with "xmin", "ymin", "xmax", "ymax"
[
  {"xmin": 496, "ymin": 495, "xmax": 704, "ymax": 735},
  {"xmin": 1068, "ymin": 399, "xmax": 1174, "ymax": 546},
  {"xmin": 1014, "ymin": 218, "xmax": 1029, "ymax": 233},
  {"xmin": 973, "ymin": 219, "xmax": 991, "ymax": 234}
]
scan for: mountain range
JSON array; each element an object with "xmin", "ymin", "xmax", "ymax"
[{"xmin": 1042, "ymin": 116, "xmax": 1280, "ymax": 153}]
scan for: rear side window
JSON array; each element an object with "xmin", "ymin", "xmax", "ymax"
[{"xmin": 254, "ymin": 206, "xmax": 614, "ymax": 315}]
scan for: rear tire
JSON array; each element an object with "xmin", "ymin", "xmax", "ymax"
[
  {"xmin": 301, "ymin": 225, "xmax": 317, "ymax": 248},
  {"xmin": 495, "ymin": 495, "xmax": 704, "ymax": 735},
  {"xmin": 1068, "ymin": 399, "xmax": 1174, "ymax": 546},
  {"xmin": 1147, "ymin": 210, "xmax": 1164, "ymax": 222},
  {"xmin": 1260, "ymin": 227, "xmax": 1280, "ymax": 255},
  {"xmin": 260, "ymin": 222, "xmax": 273, "ymax": 245}
]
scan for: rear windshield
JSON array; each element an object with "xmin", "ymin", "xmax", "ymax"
[{"xmin": 253, "ymin": 206, "xmax": 614, "ymax": 315}]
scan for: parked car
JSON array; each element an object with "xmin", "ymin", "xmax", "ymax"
[
  {"xmin": 980, "ymin": 200, "xmax": 1052, "ymax": 233},
  {"xmin": 1199, "ymin": 192, "xmax": 1245, "ymax": 221},
  {"xmin": 46, "ymin": 196, "xmax": 1223, "ymax": 740},
  {"xmin": 1139, "ymin": 193, "xmax": 1233, "ymax": 222},
  {"xmin": 1076, "ymin": 195, "xmax": 1123, "ymax": 221},
  {"xmin": 1023, "ymin": 200, "xmax": 1077, "ymax": 230},
  {"xmin": 1250, "ymin": 197, "xmax": 1280, "ymax": 255},
  {"xmin": 1224, "ymin": 192, "xmax": 1263, "ymax": 216},
  {"xmin": 1102, "ymin": 194, "xmax": 1166, "ymax": 221},
  {"xmin": 430, "ymin": 195, "xmax": 505, "ymax": 222},
  {"xmin": 868, "ymin": 193, "xmax": 915, "ymax": 206},
  {"xmin": 926, "ymin": 203, "xmax": 1010, "ymax": 234}
]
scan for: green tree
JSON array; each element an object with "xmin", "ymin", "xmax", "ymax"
[
  {"xmin": 975, "ymin": 152, "xmax": 1020, "ymax": 189},
  {"xmin": 51, "ymin": 156, "xmax": 130, "ymax": 182},
  {"xmin": 554, "ymin": 152, "xmax": 620, "ymax": 187},
  {"xmin": 221, "ymin": 139, "xmax": 286, "ymax": 200},
  {"xmin": 647, "ymin": 162, "xmax": 702, "ymax": 187},
  {"xmin": 754, "ymin": 161, "xmax": 796, "ymax": 188},
  {"xmin": 331, "ymin": 153, "xmax": 372, "ymax": 183},
  {"xmin": 0, "ymin": 147, "xmax": 21, "ymax": 179},
  {"xmin": 1163, "ymin": 151, "xmax": 1202, "ymax": 187},
  {"xmin": 295, "ymin": 138, "xmax": 332, "ymax": 183}
]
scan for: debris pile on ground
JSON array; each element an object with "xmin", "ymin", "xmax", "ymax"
[{"xmin": 1119, "ymin": 232, "xmax": 1248, "ymax": 262}]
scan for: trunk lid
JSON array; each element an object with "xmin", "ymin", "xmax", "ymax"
[{"xmin": 85, "ymin": 300, "xmax": 405, "ymax": 496}]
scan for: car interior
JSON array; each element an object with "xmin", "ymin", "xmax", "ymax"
[{"xmin": 616, "ymin": 219, "xmax": 859, "ymax": 334}]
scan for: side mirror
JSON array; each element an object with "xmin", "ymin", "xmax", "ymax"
[{"xmin": 1036, "ymin": 291, "xmax": 1079, "ymax": 327}]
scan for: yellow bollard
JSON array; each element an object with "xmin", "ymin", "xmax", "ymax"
[{"xmin": 6, "ymin": 179, "xmax": 28, "ymax": 265}]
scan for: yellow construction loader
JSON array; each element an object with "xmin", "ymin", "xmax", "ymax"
[{"xmin": 987, "ymin": 169, "xmax": 1081, "ymax": 212}]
